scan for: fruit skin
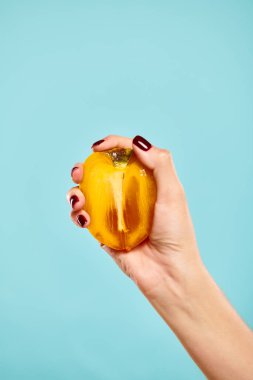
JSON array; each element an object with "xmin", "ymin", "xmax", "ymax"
[{"xmin": 79, "ymin": 148, "xmax": 157, "ymax": 251}]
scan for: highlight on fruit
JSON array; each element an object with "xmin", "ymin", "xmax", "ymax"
[{"xmin": 79, "ymin": 148, "xmax": 157, "ymax": 251}]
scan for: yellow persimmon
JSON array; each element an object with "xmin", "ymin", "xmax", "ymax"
[{"xmin": 79, "ymin": 148, "xmax": 157, "ymax": 251}]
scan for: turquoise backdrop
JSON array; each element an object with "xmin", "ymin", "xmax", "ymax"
[{"xmin": 0, "ymin": 1, "xmax": 252, "ymax": 379}]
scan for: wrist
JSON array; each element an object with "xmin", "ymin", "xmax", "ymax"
[{"xmin": 143, "ymin": 254, "xmax": 208, "ymax": 326}]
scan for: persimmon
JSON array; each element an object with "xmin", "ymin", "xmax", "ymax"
[{"xmin": 79, "ymin": 148, "xmax": 156, "ymax": 251}]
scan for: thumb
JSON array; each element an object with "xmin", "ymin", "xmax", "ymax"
[{"xmin": 132, "ymin": 135, "xmax": 184, "ymax": 204}]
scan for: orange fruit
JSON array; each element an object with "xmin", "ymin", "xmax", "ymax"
[{"xmin": 79, "ymin": 148, "xmax": 156, "ymax": 251}]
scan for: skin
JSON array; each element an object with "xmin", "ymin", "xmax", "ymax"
[{"xmin": 67, "ymin": 134, "xmax": 253, "ymax": 380}]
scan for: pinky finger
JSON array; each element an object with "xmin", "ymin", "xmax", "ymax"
[{"xmin": 71, "ymin": 210, "xmax": 90, "ymax": 228}]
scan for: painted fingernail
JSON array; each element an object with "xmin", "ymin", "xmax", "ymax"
[
  {"xmin": 77, "ymin": 214, "xmax": 87, "ymax": 227},
  {"xmin": 71, "ymin": 166, "xmax": 78, "ymax": 177},
  {"xmin": 70, "ymin": 195, "xmax": 79, "ymax": 208},
  {"xmin": 91, "ymin": 139, "xmax": 105, "ymax": 148},
  {"xmin": 133, "ymin": 135, "xmax": 152, "ymax": 151}
]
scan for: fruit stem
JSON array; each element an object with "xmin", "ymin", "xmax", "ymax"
[{"xmin": 106, "ymin": 148, "xmax": 133, "ymax": 168}]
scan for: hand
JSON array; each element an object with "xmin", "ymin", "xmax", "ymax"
[
  {"xmin": 67, "ymin": 134, "xmax": 253, "ymax": 380},
  {"xmin": 67, "ymin": 134, "xmax": 202, "ymax": 299}
]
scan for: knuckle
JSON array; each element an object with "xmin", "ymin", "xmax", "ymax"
[
  {"xmin": 72, "ymin": 186, "xmax": 79, "ymax": 192},
  {"xmin": 158, "ymin": 149, "xmax": 172, "ymax": 162},
  {"xmin": 67, "ymin": 186, "xmax": 78, "ymax": 199},
  {"xmin": 104, "ymin": 134, "xmax": 114, "ymax": 140}
]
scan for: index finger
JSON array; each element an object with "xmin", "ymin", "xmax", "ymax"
[
  {"xmin": 71, "ymin": 135, "xmax": 132, "ymax": 184},
  {"xmin": 91, "ymin": 135, "xmax": 132, "ymax": 151}
]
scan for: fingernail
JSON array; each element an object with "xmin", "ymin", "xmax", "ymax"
[
  {"xmin": 70, "ymin": 195, "xmax": 79, "ymax": 208},
  {"xmin": 133, "ymin": 135, "xmax": 152, "ymax": 151},
  {"xmin": 77, "ymin": 214, "xmax": 87, "ymax": 227},
  {"xmin": 91, "ymin": 139, "xmax": 105, "ymax": 148},
  {"xmin": 71, "ymin": 166, "xmax": 78, "ymax": 177}
]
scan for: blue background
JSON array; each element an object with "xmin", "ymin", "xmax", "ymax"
[{"xmin": 0, "ymin": 1, "xmax": 252, "ymax": 379}]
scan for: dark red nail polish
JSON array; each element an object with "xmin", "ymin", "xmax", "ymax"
[
  {"xmin": 133, "ymin": 135, "xmax": 152, "ymax": 151},
  {"xmin": 77, "ymin": 214, "xmax": 87, "ymax": 227},
  {"xmin": 71, "ymin": 166, "xmax": 78, "ymax": 177},
  {"xmin": 70, "ymin": 195, "xmax": 79, "ymax": 208},
  {"xmin": 91, "ymin": 139, "xmax": 105, "ymax": 148}
]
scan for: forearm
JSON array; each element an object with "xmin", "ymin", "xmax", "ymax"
[{"xmin": 145, "ymin": 258, "xmax": 253, "ymax": 380}]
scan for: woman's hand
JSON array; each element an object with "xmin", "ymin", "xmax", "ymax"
[
  {"xmin": 67, "ymin": 134, "xmax": 253, "ymax": 380},
  {"xmin": 67, "ymin": 134, "xmax": 201, "ymax": 300}
]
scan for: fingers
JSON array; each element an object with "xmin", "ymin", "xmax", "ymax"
[
  {"xmin": 91, "ymin": 135, "xmax": 132, "ymax": 151},
  {"xmin": 66, "ymin": 187, "xmax": 85, "ymax": 211},
  {"xmin": 69, "ymin": 164, "xmax": 89, "ymax": 228},
  {"xmin": 132, "ymin": 135, "xmax": 184, "ymax": 204},
  {"xmin": 67, "ymin": 187, "xmax": 90, "ymax": 228},
  {"xmin": 70, "ymin": 163, "xmax": 83, "ymax": 184},
  {"xmin": 71, "ymin": 209, "xmax": 90, "ymax": 228}
]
